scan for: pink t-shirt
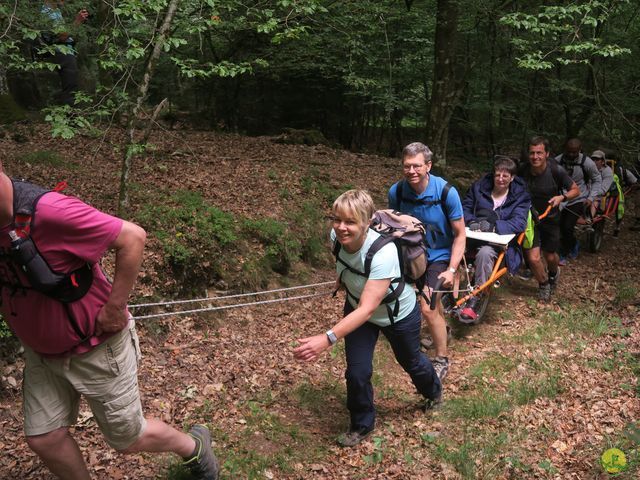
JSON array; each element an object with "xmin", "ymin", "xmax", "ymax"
[{"xmin": 0, "ymin": 192, "xmax": 123, "ymax": 356}]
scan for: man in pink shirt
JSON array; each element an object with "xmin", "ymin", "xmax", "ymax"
[{"xmin": 0, "ymin": 163, "xmax": 219, "ymax": 479}]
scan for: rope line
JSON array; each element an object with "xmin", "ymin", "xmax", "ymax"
[
  {"xmin": 129, "ymin": 281, "xmax": 334, "ymax": 308},
  {"xmin": 127, "ymin": 278, "xmax": 478, "ymax": 321},
  {"xmin": 431, "ymin": 287, "xmax": 475, "ymax": 294},
  {"xmin": 132, "ymin": 291, "xmax": 331, "ymax": 320}
]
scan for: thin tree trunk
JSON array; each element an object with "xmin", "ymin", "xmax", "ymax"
[
  {"xmin": 0, "ymin": 66, "xmax": 8, "ymax": 95},
  {"xmin": 118, "ymin": 0, "xmax": 180, "ymax": 215},
  {"xmin": 427, "ymin": 0, "xmax": 465, "ymax": 166}
]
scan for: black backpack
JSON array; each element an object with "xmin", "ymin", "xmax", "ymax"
[
  {"xmin": 518, "ymin": 160, "xmax": 568, "ymax": 221},
  {"xmin": 394, "ymin": 180, "xmax": 452, "ymax": 223},
  {"xmin": 394, "ymin": 180, "xmax": 453, "ymax": 248},
  {"xmin": 0, "ymin": 180, "xmax": 94, "ymax": 339},
  {"xmin": 556, "ymin": 153, "xmax": 589, "ymax": 184}
]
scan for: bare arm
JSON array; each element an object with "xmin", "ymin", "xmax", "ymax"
[
  {"xmin": 95, "ymin": 220, "xmax": 146, "ymax": 335},
  {"xmin": 293, "ymin": 278, "xmax": 391, "ymax": 362},
  {"xmin": 549, "ymin": 181, "xmax": 580, "ymax": 207},
  {"xmin": 74, "ymin": 8, "xmax": 89, "ymax": 25}
]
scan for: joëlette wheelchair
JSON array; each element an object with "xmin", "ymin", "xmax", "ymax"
[
  {"xmin": 427, "ymin": 206, "xmax": 552, "ymax": 325},
  {"xmin": 577, "ymin": 183, "xmax": 636, "ymax": 252}
]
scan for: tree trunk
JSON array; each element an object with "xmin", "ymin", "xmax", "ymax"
[
  {"xmin": 0, "ymin": 66, "xmax": 8, "ymax": 95},
  {"xmin": 118, "ymin": 0, "xmax": 180, "ymax": 215},
  {"xmin": 427, "ymin": 0, "xmax": 465, "ymax": 166}
]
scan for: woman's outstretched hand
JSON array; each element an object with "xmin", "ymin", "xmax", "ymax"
[{"xmin": 294, "ymin": 334, "xmax": 330, "ymax": 362}]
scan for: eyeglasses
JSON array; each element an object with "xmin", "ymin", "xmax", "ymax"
[
  {"xmin": 494, "ymin": 172, "xmax": 513, "ymax": 179},
  {"xmin": 403, "ymin": 163, "xmax": 427, "ymax": 172}
]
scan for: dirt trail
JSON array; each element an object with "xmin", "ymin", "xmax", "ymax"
[{"xmin": 0, "ymin": 127, "xmax": 638, "ymax": 478}]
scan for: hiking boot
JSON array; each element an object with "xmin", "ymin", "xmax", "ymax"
[
  {"xmin": 517, "ymin": 268, "xmax": 533, "ymax": 281},
  {"xmin": 537, "ymin": 283, "xmax": 551, "ymax": 303},
  {"xmin": 459, "ymin": 297, "xmax": 479, "ymax": 324},
  {"xmin": 422, "ymin": 391, "xmax": 443, "ymax": 412},
  {"xmin": 420, "ymin": 335, "xmax": 434, "ymax": 350},
  {"xmin": 420, "ymin": 326, "xmax": 452, "ymax": 350},
  {"xmin": 548, "ymin": 270, "xmax": 560, "ymax": 292},
  {"xmin": 432, "ymin": 356, "xmax": 450, "ymax": 382},
  {"xmin": 184, "ymin": 425, "xmax": 220, "ymax": 480},
  {"xmin": 337, "ymin": 427, "xmax": 373, "ymax": 447}
]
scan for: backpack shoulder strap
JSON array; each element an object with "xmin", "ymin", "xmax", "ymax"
[
  {"xmin": 395, "ymin": 180, "xmax": 404, "ymax": 208},
  {"xmin": 579, "ymin": 155, "xmax": 588, "ymax": 182},
  {"xmin": 363, "ymin": 234, "xmax": 399, "ymax": 278},
  {"xmin": 395, "ymin": 179, "xmax": 452, "ymax": 209},
  {"xmin": 548, "ymin": 161, "xmax": 565, "ymax": 195},
  {"xmin": 363, "ymin": 234, "xmax": 405, "ymax": 324},
  {"xmin": 441, "ymin": 182, "xmax": 452, "ymax": 223},
  {"xmin": 11, "ymin": 179, "xmax": 50, "ymax": 236},
  {"xmin": 441, "ymin": 182, "xmax": 451, "ymax": 203},
  {"xmin": 332, "ymin": 237, "xmax": 368, "ymax": 277}
]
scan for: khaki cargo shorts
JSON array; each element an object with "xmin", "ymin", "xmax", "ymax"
[{"xmin": 22, "ymin": 320, "xmax": 147, "ymax": 450}]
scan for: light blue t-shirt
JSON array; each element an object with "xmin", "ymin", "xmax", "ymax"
[
  {"xmin": 388, "ymin": 174, "xmax": 463, "ymax": 263},
  {"xmin": 332, "ymin": 229, "xmax": 416, "ymax": 327}
]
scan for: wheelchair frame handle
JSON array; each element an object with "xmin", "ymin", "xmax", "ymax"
[{"xmin": 429, "ymin": 277, "xmax": 447, "ymax": 310}]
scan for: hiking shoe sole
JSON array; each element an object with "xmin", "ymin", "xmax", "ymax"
[
  {"xmin": 185, "ymin": 424, "xmax": 220, "ymax": 480},
  {"xmin": 337, "ymin": 427, "xmax": 373, "ymax": 447},
  {"xmin": 548, "ymin": 270, "xmax": 560, "ymax": 292},
  {"xmin": 432, "ymin": 356, "xmax": 449, "ymax": 382},
  {"xmin": 423, "ymin": 391, "xmax": 443, "ymax": 412},
  {"xmin": 537, "ymin": 283, "xmax": 551, "ymax": 303}
]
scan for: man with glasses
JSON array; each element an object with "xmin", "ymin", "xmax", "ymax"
[{"xmin": 388, "ymin": 142, "xmax": 465, "ymax": 382}]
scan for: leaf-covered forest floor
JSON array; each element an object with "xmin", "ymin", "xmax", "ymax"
[{"xmin": 0, "ymin": 125, "xmax": 639, "ymax": 479}]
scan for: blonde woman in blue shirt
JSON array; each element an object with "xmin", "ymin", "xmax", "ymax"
[{"xmin": 294, "ymin": 189, "xmax": 442, "ymax": 447}]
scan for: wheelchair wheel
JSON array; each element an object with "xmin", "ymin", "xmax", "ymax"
[
  {"xmin": 472, "ymin": 292, "xmax": 491, "ymax": 324},
  {"xmin": 457, "ymin": 291, "xmax": 491, "ymax": 325},
  {"xmin": 588, "ymin": 221, "xmax": 605, "ymax": 253}
]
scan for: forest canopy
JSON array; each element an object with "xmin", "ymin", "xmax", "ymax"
[{"xmin": 1, "ymin": 0, "xmax": 639, "ymax": 164}]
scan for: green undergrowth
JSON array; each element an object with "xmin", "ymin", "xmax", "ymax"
[
  {"xmin": 169, "ymin": 393, "xmax": 328, "ymax": 480},
  {"xmin": 300, "ymin": 167, "xmax": 354, "ymax": 205},
  {"xmin": 424, "ymin": 300, "xmax": 636, "ymax": 478},
  {"xmin": 15, "ymin": 149, "xmax": 71, "ymax": 168},
  {"xmin": 0, "ymin": 94, "xmax": 26, "ymax": 124},
  {"xmin": 133, "ymin": 186, "xmax": 333, "ymax": 296},
  {"xmin": 135, "ymin": 189, "xmax": 237, "ymax": 293},
  {"xmin": 423, "ymin": 430, "xmax": 516, "ymax": 479}
]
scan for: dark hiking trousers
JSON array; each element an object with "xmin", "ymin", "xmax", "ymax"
[
  {"xmin": 343, "ymin": 301, "xmax": 441, "ymax": 431},
  {"xmin": 51, "ymin": 52, "xmax": 79, "ymax": 106},
  {"xmin": 559, "ymin": 201, "xmax": 585, "ymax": 257}
]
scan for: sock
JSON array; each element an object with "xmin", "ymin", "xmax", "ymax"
[{"xmin": 183, "ymin": 435, "xmax": 201, "ymax": 462}]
